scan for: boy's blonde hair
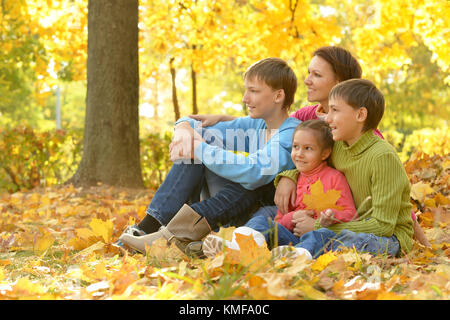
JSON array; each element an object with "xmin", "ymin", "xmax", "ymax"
[
  {"xmin": 329, "ymin": 79, "xmax": 385, "ymax": 132},
  {"xmin": 244, "ymin": 57, "xmax": 297, "ymax": 110}
]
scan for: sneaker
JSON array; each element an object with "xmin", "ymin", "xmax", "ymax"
[
  {"xmin": 271, "ymin": 246, "xmax": 312, "ymax": 261},
  {"xmin": 184, "ymin": 241, "xmax": 206, "ymax": 258},
  {"xmin": 113, "ymin": 225, "xmax": 146, "ymax": 253}
]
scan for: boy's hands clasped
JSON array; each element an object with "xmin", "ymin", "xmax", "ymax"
[{"xmin": 169, "ymin": 122, "xmax": 204, "ymax": 162}]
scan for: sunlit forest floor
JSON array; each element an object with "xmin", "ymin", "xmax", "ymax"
[{"xmin": 0, "ymin": 153, "xmax": 448, "ymax": 300}]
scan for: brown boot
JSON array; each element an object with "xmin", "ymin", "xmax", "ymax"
[{"xmin": 119, "ymin": 204, "xmax": 211, "ymax": 254}]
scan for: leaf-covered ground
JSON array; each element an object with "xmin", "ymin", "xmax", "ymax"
[{"xmin": 0, "ymin": 152, "xmax": 448, "ymax": 300}]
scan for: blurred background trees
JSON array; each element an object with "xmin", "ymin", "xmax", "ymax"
[{"xmin": 0, "ymin": 0, "xmax": 448, "ymax": 191}]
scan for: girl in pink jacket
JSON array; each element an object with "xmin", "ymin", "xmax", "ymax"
[{"xmin": 274, "ymin": 119, "xmax": 357, "ymax": 231}]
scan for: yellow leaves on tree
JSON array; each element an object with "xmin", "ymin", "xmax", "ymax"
[{"xmin": 302, "ymin": 179, "xmax": 343, "ymax": 214}]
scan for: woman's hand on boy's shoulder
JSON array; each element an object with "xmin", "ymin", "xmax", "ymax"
[{"xmin": 189, "ymin": 114, "xmax": 235, "ymax": 127}]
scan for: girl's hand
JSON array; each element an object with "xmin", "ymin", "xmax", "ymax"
[
  {"xmin": 292, "ymin": 213, "xmax": 315, "ymax": 237},
  {"xmin": 189, "ymin": 114, "xmax": 235, "ymax": 127},
  {"xmin": 274, "ymin": 177, "xmax": 297, "ymax": 214},
  {"xmin": 319, "ymin": 209, "xmax": 335, "ymax": 227},
  {"xmin": 292, "ymin": 210, "xmax": 315, "ymax": 220}
]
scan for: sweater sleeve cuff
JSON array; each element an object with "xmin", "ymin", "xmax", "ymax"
[{"xmin": 274, "ymin": 169, "xmax": 299, "ymax": 187}]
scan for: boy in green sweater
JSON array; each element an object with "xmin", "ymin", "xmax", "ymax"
[{"xmin": 271, "ymin": 78, "xmax": 413, "ymax": 258}]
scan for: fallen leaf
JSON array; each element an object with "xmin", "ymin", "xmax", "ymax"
[
  {"xmin": 223, "ymin": 232, "xmax": 271, "ymax": 272},
  {"xmin": 34, "ymin": 232, "xmax": 55, "ymax": 254},
  {"xmin": 89, "ymin": 218, "xmax": 113, "ymax": 243},
  {"xmin": 411, "ymin": 181, "xmax": 435, "ymax": 202},
  {"xmin": 311, "ymin": 251, "xmax": 338, "ymax": 272}
]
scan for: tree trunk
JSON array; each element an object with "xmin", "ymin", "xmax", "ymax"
[
  {"xmin": 68, "ymin": 0, "xmax": 144, "ymax": 188},
  {"xmin": 191, "ymin": 63, "xmax": 198, "ymax": 115},
  {"xmin": 170, "ymin": 57, "xmax": 180, "ymax": 121}
]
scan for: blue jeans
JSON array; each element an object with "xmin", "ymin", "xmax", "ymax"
[
  {"xmin": 246, "ymin": 206, "xmax": 400, "ymax": 258},
  {"xmin": 146, "ymin": 162, "xmax": 275, "ymax": 230},
  {"xmin": 200, "ymin": 168, "xmax": 230, "ymax": 201}
]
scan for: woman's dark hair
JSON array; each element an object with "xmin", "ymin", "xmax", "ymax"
[{"xmin": 313, "ymin": 46, "xmax": 362, "ymax": 82}]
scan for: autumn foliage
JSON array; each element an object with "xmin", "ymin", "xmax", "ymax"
[
  {"xmin": 0, "ymin": 0, "xmax": 449, "ymax": 301},
  {"xmin": 0, "ymin": 150, "xmax": 448, "ymax": 300}
]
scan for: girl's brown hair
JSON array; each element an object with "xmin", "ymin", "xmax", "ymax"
[{"xmin": 293, "ymin": 119, "xmax": 334, "ymax": 151}]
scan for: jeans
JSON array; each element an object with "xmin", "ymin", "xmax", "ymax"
[
  {"xmin": 245, "ymin": 206, "xmax": 400, "ymax": 258},
  {"xmin": 146, "ymin": 162, "xmax": 275, "ymax": 230},
  {"xmin": 200, "ymin": 168, "xmax": 230, "ymax": 201}
]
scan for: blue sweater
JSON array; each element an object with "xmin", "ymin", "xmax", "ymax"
[{"xmin": 176, "ymin": 116, "xmax": 300, "ymax": 190}]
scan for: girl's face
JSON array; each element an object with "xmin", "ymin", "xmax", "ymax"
[
  {"xmin": 291, "ymin": 129, "xmax": 331, "ymax": 173},
  {"xmin": 304, "ymin": 55, "xmax": 339, "ymax": 112}
]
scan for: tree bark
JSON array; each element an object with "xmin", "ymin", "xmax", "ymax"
[
  {"xmin": 68, "ymin": 0, "xmax": 144, "ymax": 188},
  {"xmin": 191, "ymin": 63, "xmax": 198, "ymax": 115},
  {"xmin": 170, "ymin": 57, "xmax": 180, "ymax": 121}
]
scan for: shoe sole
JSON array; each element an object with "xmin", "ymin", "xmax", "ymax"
[
  {"xmin": 202, "ymin": 235, "xmax": 225, "ymax": 258},
  {"xmin": 271, "ymin": 246, "xmax": 299, "ymax": 260}
]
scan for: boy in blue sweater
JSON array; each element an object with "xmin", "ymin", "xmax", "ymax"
[{"xmin": 117, "ymin": 58, "xmax": 300, "ymax": 255}]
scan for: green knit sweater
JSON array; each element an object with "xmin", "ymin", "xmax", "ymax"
[{"xmin": 275, "ymin": 130, "xmax": 414, "ymax": 254}]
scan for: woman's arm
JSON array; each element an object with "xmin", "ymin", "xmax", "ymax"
[{"xmin": 189, "ymin": 114, "xmax": 236, "ymax": 127}]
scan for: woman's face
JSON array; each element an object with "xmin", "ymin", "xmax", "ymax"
[{"xmin": 304, "ymin": 55, "xmax": 339, "ymax": 112}]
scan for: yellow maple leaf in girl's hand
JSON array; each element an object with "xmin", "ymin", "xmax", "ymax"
[{"xmin": 302, "ymin": 179, "xmax": 343, "ymax": 214}]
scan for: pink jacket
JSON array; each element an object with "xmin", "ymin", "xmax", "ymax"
[{"xmin": 275, "ymin": 161, "xmax": 357, "ymax": 231}]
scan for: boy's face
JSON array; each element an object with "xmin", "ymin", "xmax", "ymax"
[
  {"xmin": 326, "ymin": 96, "xmax": 366, "ymax": 145},
  {"xmin": 242, "ymin": 77, "xmax": 283, "ymax": 119}
]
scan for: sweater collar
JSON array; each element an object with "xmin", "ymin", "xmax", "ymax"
[
  {"xmin": 299, "ymin": 161, "xmax": 328, "ymax": 177},
  {"xmin": 342, "ymin": 130, "xmax": 378, "ymax": 156}
]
